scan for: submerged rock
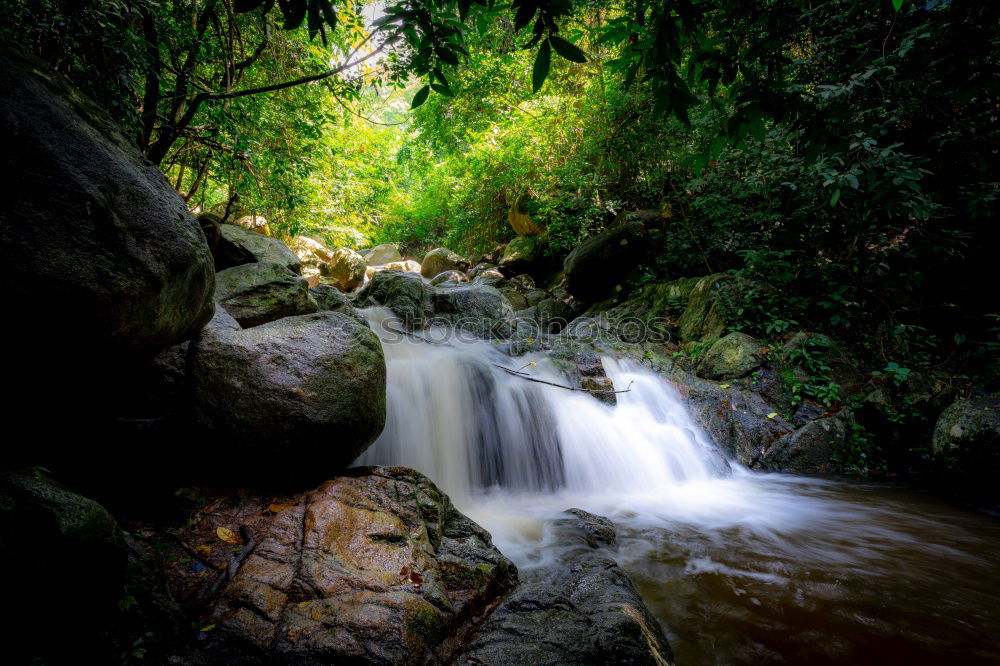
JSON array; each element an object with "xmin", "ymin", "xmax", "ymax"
[
  {"xmin": 190, "ymin": 311, "xmax": 386, "ymax": 482},
  {"xmin": 216, "ymin": 223, "xmax": 302, "ymax": 274},
  {"xmin": 179, "ymin": 467, "xmax": 517, "ymax": 664},
  {"xmin": 214, "ymin": 261, "xmax": 317, "ymax": 327},
  {"xmin": 458, "ymin": 508, "xmax": 673, "ymax": 666}
]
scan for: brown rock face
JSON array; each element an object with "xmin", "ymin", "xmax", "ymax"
[{"xmin": 180, "ymin": 467, "xmax": 517, "ymax": 664}]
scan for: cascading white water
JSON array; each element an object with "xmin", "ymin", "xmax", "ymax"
[
  {"xmin": 357, "ymin": 305, "xmax": 1000, "ymax": 664},
  {"xmin": 357, "ymin": 306, "xmax": 726, "ymax": 506}
]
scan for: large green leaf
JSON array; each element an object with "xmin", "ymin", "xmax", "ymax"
[
  {"xmin": 411, "ymin": 85, "xmax": 431, "ymax": 109},
  {"xmin": 549, "ymin": 35, "xmax": 586, "ymax": 63},
  {"xmin": 532, "ymin": 38, "xmax": 551, "ymax": 93}
]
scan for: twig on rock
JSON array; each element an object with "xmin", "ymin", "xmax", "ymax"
[{"xmin": 493, "ymin": 364, "xmax": 634, "ymax": 395}]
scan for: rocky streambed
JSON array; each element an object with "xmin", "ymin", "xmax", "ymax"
[{"xmin": 3, "ymin": 50, "xmax": 999, "ymax": 666}]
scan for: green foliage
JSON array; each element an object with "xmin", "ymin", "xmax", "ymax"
[
  {"xmin": 833, "ymin": 404, "xmax": 885, "ymax": 476},
  {"xmin": 783, "ymin": 335, "xmax": 841, "ymax": 409}
]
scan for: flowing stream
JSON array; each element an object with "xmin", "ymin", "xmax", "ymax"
[{"xmin": 358, "ymin": 307, "xmax": 1000, "ymax": 664}]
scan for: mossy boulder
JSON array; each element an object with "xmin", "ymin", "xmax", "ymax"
[
  {"xmin": 696, "ymin": 332, "xmax": 763, "ymax": 380},
  {"xmin": 310, "ymin": 283, "xmax": 365, "ymax": 323},
  {"xmin": 356, "ymin": 269, "xmax": 429, "ymax": 328},
  {"xmin": 756, "ymin": 410, "xmax": 850, "ymax": 474},
  {"xmin": 216, "ymin": 223, "xmax": 302, "ymax": 274},
  {"xmin": 931, "ymin": 397, "xmax": 1000, "ymax": 484},
  {"xmin": 322, "ymin": 247, "xmax": 367, "ymax": 292},
  {"xmin": 499, "ymin": 235, "xmax": 542, "ymax": 274},
  {"xmin": 215, "ymin": 261, "xmax": 317, "ymax": 327},
  {"xmin": 0, "ymin": 471, "xmax": 128, "ymax": 663},
  {"xmin": 676, "ymin": 273, "xmax": 730, "ymax": 343},
  {"xmin": 432, "ymin": 284, "xmax": 516, "ymax": 339},
  {"xmin": 0, "ymin": 51, "xmax": 215, "ymax": 362},
  {"xmin": 189, "ymin": 310, "xmax": 386, "ymax": 483}
]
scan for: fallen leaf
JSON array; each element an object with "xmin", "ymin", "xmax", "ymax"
[
  {"xmin": 196, "ymin": 544, "xmax": 212, "ymax": 555},
  {"xmin": 200, "ymin": 624, "xmax": 216, "ymax": 632},
  {"xmin": 767, "ymin": 412, "xmax": 778, "ymax": 419},
  {"xmin": 216, "ymin": 526, "xmax": 241, "ymax": 544},
  {"xmin": 719, "ymin": 383, "xmax": 731, "ymax": 388},
  {"xmin": 268, "ymin": 503, "xmax": 296, "ymax": 513}
]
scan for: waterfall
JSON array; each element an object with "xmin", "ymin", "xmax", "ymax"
[
  {"xmin": 355, "ymin": 307, "xmax": 1000, "ymax": 665},
  {"xmin": 357, "ymin": 306, "xmax": 726, "ymax": 506}
]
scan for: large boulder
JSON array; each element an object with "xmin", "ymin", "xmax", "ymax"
[
  {"xmin": 365, "ymin": 243, "xmax": 403, "ymax": 266},
  {"xmin": 669, "ymin": 370, "xmax": 793, "ymax": 466},
  {"xmin": 216, "ymin": 223, "xmax": 302, "ymax": 274},
  {"xmin": 190, "ymin": 311, "xmax": 386, "ymax": 482},
  {"xmin": 421, "ymin": 247, "xmax": 469, "ymax": 279},
  {"xmin": 356, "ymin": 269, "xmax": 429, "ymax": 328},
  {"xmin": 756, "ymin": 410, "xmax": 850, "ymax": 474},
  {"xmin": 215, "ymin": 262, "xmax": 317, "ymax": 328},
  {"xmin": 175, "ymin": 467, "xmax": 517, "ymax": 664},
  {"xmin": 309, "ymin": 283, "xmax": 364, "ymax": 324},
  {"xmin": 0, "ymin": 471, "xmax": 128, "ymax": 663},
  {"xmin": 459, "ymin": 508, "xmax": 673, "ymax": 665},
  {"xmin": 535, "ymin": 298, "xmax": 575, "ymax": 334},
  {"xmin": 563, "ymin": 222, "xmax": 650, "ymax": 301},
  {"xmin": 289, "ymin": 235, "xmax": 334, "ymax": 267},
  {"xmin": 931, "ymin": 397, "xmax": 1000, "ymax": 485},
  {"xmin": 696, "ymin": 332, "xmax": 763, "ymax": 380},
  {"xmin": 676, "ymin": 273, "xmax": 730, "ymax": 343},
  {"xmin": 321, "ymin": 247, "xmax": 367, "ymax": 292},
  {"xmin": 499, "ymin": 235, "xmax": 542, "ymax": 274},
  {"xmin": 0, "ymin": 52, "xmax": 214, "ymax": 363},
  {"xmin": 432, "ymin": 284, "xmax": 516, "ymax": 339}
]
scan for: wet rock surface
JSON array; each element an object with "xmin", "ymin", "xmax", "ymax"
[
  {"xmin": 356, "ymin": 269, "xmax": 430, "ymax": 328},
  {"xmin": 458, "ymin": 508, "xmax": 673, "ymax": 666},
  {"xmin": 214, "ymin": 261, "xmax": 317, "ymax": 327},
  {"xmin": 217, "ymin": 223, "xmax": 302, "ymax": 274},
  {"xmin": 189, "ymin": 310, "xmax": 386, "ymax": 482},
  {"xmin": 173, "ymin": 467, "xmax": 517, "ymax": 664},
  {"xmin": 0, "ymin": 52, "xmax": 215, "ymax": 363}
]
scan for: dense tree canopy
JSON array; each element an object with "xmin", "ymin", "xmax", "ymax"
[{"xmin": 3, "ymin": 0, "xmax": 997, "ymax": 469}]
